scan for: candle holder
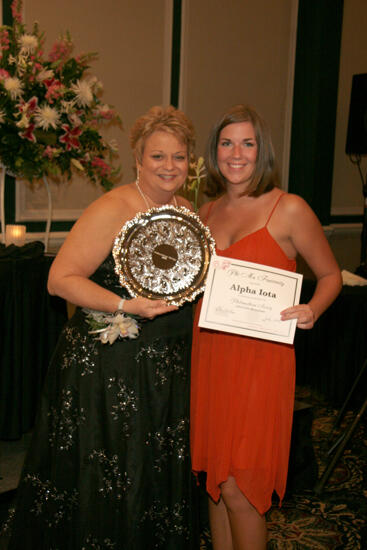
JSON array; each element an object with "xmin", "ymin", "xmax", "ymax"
[{"xmin": 5, "ymin": 224, "xmax": 26, "ymax": 247}]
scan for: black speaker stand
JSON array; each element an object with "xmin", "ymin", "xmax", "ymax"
[{"xmin": 314, "ymin": 358, "xmax": 366, "ymax": 494}]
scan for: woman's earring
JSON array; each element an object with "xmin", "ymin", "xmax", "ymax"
[{"xmin": 136, "ymin": 166, "xmax": 140, "ymax": 184}]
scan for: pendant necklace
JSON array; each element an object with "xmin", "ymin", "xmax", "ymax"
[{"xmin": 135, "ymin": 179, "xmax": 178, "ymax": 210}]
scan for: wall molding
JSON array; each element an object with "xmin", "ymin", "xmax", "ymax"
[
  {"xmin": 326, "ymin": 222, "xmax": 362, "ymax": 235},
  {"xmin": 331, "ymin": 205, "xmax": 363, "ymax": 216}
]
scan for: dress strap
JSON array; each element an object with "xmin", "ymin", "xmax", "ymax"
[
  {"xmin": 265, "ymin": 192, "xmax": 286, "ymax": 227},
  {"xmin": 203, "ymin": 201, "xmax": 215, "ymax": 224}
]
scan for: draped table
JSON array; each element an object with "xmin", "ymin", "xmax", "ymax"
[
  {"xmin": 294, "ymin": 279, "xmax": 367, "ymax": 407},
  {"xmin": 0, "ymin": 243, "xmax": 67, "ymax": 440}
]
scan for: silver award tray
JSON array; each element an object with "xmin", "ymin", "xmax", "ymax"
[{"xmin": 112, "ymin": 205, "xmax": 216, "ymax": 306}]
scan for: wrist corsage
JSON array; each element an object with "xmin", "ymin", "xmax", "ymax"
[{"xmin": 83, "ymin": 308, "xmax": 140, "ymax": 344}]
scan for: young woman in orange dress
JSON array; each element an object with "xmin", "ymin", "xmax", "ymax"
[{"xmin": 190, "ymin": 104, "xmax": 342, "ymax": 550}]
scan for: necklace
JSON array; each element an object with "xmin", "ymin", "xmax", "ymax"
[{"xmin": 135, "ymin": 180, "xmax": 178, "ymax": 210}]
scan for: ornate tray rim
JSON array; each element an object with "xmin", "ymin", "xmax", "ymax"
[{"xmin": 112, "ymin": 205, "xmax": 215, "ymax": 306}]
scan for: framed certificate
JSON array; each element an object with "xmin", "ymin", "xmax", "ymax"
[{"xmin": 199, "ymin": 255, "xmax": 303, "ymax": 344}]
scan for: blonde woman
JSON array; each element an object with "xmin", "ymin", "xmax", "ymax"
[{"xmin": 8, "ymin": 106, "xmax": 199, "ymax": 549}]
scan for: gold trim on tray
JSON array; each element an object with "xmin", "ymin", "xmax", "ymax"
[{"xmin": 112, "ymin": 205, "xmax": 215, "ymax": 306}]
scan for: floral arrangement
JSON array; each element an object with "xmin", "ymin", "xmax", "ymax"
[
  {"xmin": 181, "ymin": 156, "xmax": 206, "ymax": 211},
  {"xmin": 83, "ymin": 308, "xmax": 140, "ymax": 345},
  {"xmin": 0, "ymin": 0, "xmax": 120, "ymax": 190}
]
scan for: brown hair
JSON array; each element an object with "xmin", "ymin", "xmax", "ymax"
[
  {"xmin": 205, "ymin": 104, "xmax": 279, "ymax": 197},
  {"xmin": 130, "ymin": 105, "xmax": 195, "ymax": 163}
]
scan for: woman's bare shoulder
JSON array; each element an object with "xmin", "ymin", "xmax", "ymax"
[
  {"xmin": 84, "ymin": 183, "xmax": 135, "ymax": 218},
  {"xmin": 276, "ymin": 192, "xmax": 325, "ymax": 243},
  {"xmin": 67, "ymin": 184, "xmax": 137, "ymax": 244},
  {"xmin": 281, "ymin": 192, "xmax": 310, "ymax": 209},
  {"xmin": 278, "ymin": 192, "xmax": 315, "ymax": 219}
]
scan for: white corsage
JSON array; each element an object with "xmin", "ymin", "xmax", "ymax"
[{"xmin": 83, "ymin": 308, "xmax": 140, "ymax": 344}]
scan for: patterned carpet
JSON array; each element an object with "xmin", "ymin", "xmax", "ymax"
[{"xmin": 199, "ymin": 387, "xmax": 367, "ymax": 549}]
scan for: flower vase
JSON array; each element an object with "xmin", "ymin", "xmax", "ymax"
[{"xmin": 0, "ymin": 165, "xmax": 52, "ymax": 252}]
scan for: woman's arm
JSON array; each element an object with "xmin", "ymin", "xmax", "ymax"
[{"xmin": 280, "ymin": 195, "xmax": 342, "ymax": 329}]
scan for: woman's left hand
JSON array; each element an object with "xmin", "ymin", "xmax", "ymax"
[{"xmin": 280, "ymin": 304, "xmax": 315, "ymax": 330}]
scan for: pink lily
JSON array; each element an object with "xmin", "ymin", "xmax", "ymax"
[
  {"xmin": 59, "ymin": 124, "xmax": 82, "ymax": 151},
  {"xmin": 16, "ymin": 96, "xmax": 38, "ymax": 115},
  {"xmin": 19, "ymin": 123, "xmax": 36, "ymax": 142}
]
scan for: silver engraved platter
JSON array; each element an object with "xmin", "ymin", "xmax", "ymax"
[{"xmin": 112, "ymin": 205, "xmax": 215, "ymax": 306}]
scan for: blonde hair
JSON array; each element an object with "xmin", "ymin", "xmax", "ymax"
[{"xmin": 130, "ymin": 105, "xmax": 195, "ymax": 163}]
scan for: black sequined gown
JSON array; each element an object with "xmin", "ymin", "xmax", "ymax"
[{"xmin": 7, "ymin": 254, "xmax": 198, "ymax": 549}]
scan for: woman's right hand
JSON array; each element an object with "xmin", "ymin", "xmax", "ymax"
[{"xmin": 123, "ymin": 296, "xmax": 178, "ymax": 320}]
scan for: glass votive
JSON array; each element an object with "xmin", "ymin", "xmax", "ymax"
[{"xmin": 5, "ymin": 224, "xmax": 26, "ymax": 247}]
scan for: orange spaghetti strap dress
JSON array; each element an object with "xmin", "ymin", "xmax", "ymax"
[{"xmin": 190, "ymin": 193, "xmax": 296, "ymax": 515}]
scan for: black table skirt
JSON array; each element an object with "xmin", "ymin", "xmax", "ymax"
[
  {"xmin": 0, "ymin": 252, "xmax": 67, "ymax": 440},
  {"xmin": 294, "ymin": 280, "xmax": 367, "ymax": 407}
]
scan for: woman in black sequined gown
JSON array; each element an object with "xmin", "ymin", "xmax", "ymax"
[{"xmin": 7, "ymin": 106, "xmax": 199, "ymax": 549}]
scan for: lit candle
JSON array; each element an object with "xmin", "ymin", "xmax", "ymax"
[{"xmin": 5, "ymin": 224, "xmax": 26, "ymax": 247}]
